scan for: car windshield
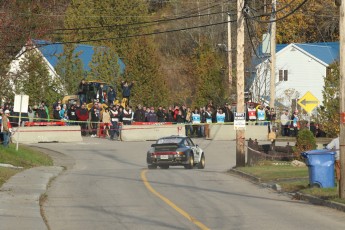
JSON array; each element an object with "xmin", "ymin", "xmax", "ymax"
[{"xmin": 156, "ymin": 137, "xmax": 183, "ymax": 144}]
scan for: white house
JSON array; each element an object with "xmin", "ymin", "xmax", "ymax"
[{"xmin": 250, "ymin": 42, "xmax": 339, "ymax": 109}]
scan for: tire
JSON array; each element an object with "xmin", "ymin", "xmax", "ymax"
[
  {"xmin": 148, "ymin": 165, "xmax": 157, "ymax": 169},
  {"xmin": 160, "ymin": 165, "xmax": 169, "ymax": 169},
  {"xmin": 197, "ymin": 154, "xmax": 205, "ymax": 169},
  {"xmin": 184, "ymin": 154, "xmax": 194, "ymax": 169}
]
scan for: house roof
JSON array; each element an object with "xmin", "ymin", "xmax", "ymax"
[
  {"xmin": 254, "ymin": 42, "xmax": 339, "ymax": 68},
  {"xmin": 294, "ymin": 42, "xmax": 339, "ymax": 65},
  {"xmin": 32, "ymin": 40, "xmax": 125, "ymax": 74}
]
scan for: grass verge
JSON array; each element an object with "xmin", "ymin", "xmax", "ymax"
[
  {"xmin": 0, "ymin": 144, "xmax": 53, "ymax": 187},
  {"xmin": 234, "ymin": 161, "xmax": 345, "ymax": 204}
]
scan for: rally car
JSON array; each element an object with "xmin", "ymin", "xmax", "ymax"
[{"xmin": 146, "ymin": 135, "xmax": 205, "ymax": 169}]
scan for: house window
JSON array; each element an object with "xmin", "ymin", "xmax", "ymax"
[{"xmin": 279, "ymin": 70, "xmax": 288, "ymax": 81}]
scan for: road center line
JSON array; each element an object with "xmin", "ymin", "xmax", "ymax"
[{"xmin": 141, "ymin": 169, "xmax": 209, "ymax": 230}]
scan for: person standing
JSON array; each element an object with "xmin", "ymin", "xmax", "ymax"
[
  {"xmin": 247, "ymin": 103, "xmax": 257, "ymax": 125},
  {"xmin": 78, "ymin": 79, "xmax": 88, "ymax": 105},
  {"xmin": 216, "ymin": 108, "xmax": 225, "ymax": 123},
  {"xmin": 67, "ymin": 104, "xmax": 78, "ymax": 125},
  {"xmin": 121, "ymin": 80, "xmax": 134, "ymax": 106},
  {"xmin": 291, "ymin": 110, "xmax": 299, "ymax": 137},
  {"xmin": 96, "ymin": 84, "xmax": 105, "ymax": 103},
  {"xmin": 109, "ymin": 105, "xmax": 120, "ymax": 140},
  {"xmin": 90, "ymin": 102, "xmax": 100, "ymax": 137},
  {"xmin": 1, "ymin": 110, "xmax": 12, "ymax": 147},
  {"xmin": 224, "ymin": 103, "xmax": 234, "ymax": 123},
  {"xmin": 191, "ymin": 108, "xmax": 201, "ymax": 137},
  {"xmin": 107, "ymin": 86, "xmax": 117, "ymax": 106},
  {"xmin": 156, "ymin": 106, "xmax": 166, "ymax": 122},
  {"xmin": 76, "ymin": 103, "xmax": 89, "ymax": 136},
  {"xmin": 133, "ymin": 104, "xmax": 146, "ymax": 122},
  {"xmin": 256, "ymin": 105, "xmax": 266, "ymax": 126},
  {"xmin": 280, "ymin": 110, "xmax": 290, "ymax": 136},
  {"xmin": 326, "ymin": 137, "xmax": 340, "ymax": 184},
  {"xmin": 146, "ymin": 107, "xmax": 158, "ymax": 122},
  {"xmin": 102, "ymin": 108, "xmax": 111, "ymax": 138}
]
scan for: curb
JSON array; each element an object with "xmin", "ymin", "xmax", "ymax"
[
  {"xmin": 228, "ymin": 168, "xmax": 345, "ymax": 213},
  {"xmin": 294, "ymin": 192, "xmax": 345, "ymax": 212}
]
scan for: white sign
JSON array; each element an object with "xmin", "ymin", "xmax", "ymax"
[
  {"xmin": 14, "ymin": 94, "xmax": 29, "ymax": 113},
  {"xmin": 234, "ymin": 112, "xmax": 246, "ymax": 130}
]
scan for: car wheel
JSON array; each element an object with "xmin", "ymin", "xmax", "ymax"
[
  {"xmin": 184, "ymin": 154, "xmax": 194, "ymax": 169},
  {"xmin": 148, "ymin": 165, "xmax": 157, "ymax": 169},
  {"xmin": 197, "ymin": 154, "xmax": 205, "ymax": 169},
  {"xmin": 160, "ymin": 165, "xmax": 169, "ymax": 169}
]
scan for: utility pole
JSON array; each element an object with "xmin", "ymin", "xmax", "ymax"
[
  {"xmin": 269, "ymin": 0, "xmax": 276, "ymax": 108},
  {"xmin": 338, "ymin": 0, "xmax": 345, "ymax": 198},
  {"xmin": 236, "ymin": 0, "xmax": 245, "ymax": 167},
  {"xmin": 227, "ymin": 13, "xmax": 233, "ymax": 89}
]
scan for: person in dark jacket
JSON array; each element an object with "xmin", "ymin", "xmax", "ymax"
[
  {"xmin": 224, "ymin": 103, "xmax": 234, "ymax": 123},
  {"xmin": 76, "ymin": 103, "xmax": 89, "ymax": 136},
  {"xmin": 53, "ymin": 106, "xmax": 61, "ymax": 121},
  {"xmin": 96, "ymin": 84, "xmax": 105, "ymax": 103},
  {"xmin": 166, "ymin": 107, "xmax": 174, "ymax": 122},
  {"xmin": 107, "ymin": 86, "xmax": 116, "ymax": 106},
  {"xmin": 133, "ymin": 104, "xmax": 146, "ymax": 122},
  {"xmin": 156, "ymin": 106, "xmax": 166, "ymax": 122},
  {"xmin": 121, "ymin": 80, "xmax": 134, "ymax": 105},
  {"xmin": 67, "ymin": 104, "xmax": 78, "ymax": 125},
  {"xmin": 90, "ymin": 102, "xmax": 100, "ymax": 137},
  {"xmin": 78, "ymin": 80, "xmax": 88, "ymax": 105},
  {"xmin": 146, "ymin": 107, "xmax": 158, "ymax": 122}
]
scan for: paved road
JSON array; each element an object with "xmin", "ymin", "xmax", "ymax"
[{"xmin": 36, "ymin": 138, "xmax": 345, "ymax": 230}]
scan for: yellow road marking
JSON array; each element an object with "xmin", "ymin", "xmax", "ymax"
[{"xmin": 141, "ymin": 169, "xmax": 210, "ymax": 230}]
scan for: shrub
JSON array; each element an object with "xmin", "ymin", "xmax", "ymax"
[{"xmin": 293, "ymin": 128, "xmax": 317, "ymax": 159}]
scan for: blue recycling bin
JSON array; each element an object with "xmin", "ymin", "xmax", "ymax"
[{"xmin": 301, "ymin": 149, "xmax": 336, "ymax": 188}]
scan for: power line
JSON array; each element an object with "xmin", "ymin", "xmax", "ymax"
[
  {"xmin": 52, "ymin": 10, "xmax": 233, "ymax": 33},
  {"xmin": 38, "ymin": 18, "xmax": 237, "ymax": 47},
  {"xmin": 246, "ymin": 0, "xmax": 309, "ymax": 24}
]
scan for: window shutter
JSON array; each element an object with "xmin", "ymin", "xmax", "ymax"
[
  {"xmin": 279, "ymin": 70, "xmax": 283, "ymax": 81},
  {"xmin": 284, "ymin": 70, "xmax": 288, "ymax": 81}
]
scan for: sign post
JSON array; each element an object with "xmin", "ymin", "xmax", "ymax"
[
  {"xmin": 13, "ymin": 94, "xmax": 29, "ymax": 151},
  {"xmin": 297, "ymin": 91, "xmax": 319, "ymax": 130}
]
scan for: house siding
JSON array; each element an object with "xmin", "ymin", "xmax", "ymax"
[
  {"xmin": 275, "ymin": 46, "xmax": 326, "ymax": 106},
  {"xmin": 252, "ymin": 44, "xmax": 327, "ymax": 108}
]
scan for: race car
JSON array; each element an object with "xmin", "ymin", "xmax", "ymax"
[{"xmin": 146, "ymin": 135, "xmax": 205, "ymax": 169}]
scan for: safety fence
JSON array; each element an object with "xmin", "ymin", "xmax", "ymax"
[{"xmin": 247, "ymin": 138, "xmax": 295, "ymax": 166}]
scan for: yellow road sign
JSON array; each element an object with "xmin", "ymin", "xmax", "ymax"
[{"xmin": 298, "ymin": 91, "xmax": 319, "ymax": 113}]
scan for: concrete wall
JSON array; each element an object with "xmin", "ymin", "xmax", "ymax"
[
  {"xmin": 121, "ymin": 124, "xmax": 268, "ymax": 141},
  {"xmin": 209, "ymin": 124, "xmax": 268, "ymax": 141},
  {"xmin": 121, "ymin": 125, "xmax": 186, "ymax": 141},
  {"xmin": 12, "ymin": 126, "xmax": 83, "ymax": 144}
]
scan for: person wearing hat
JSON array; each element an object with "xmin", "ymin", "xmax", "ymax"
[{"xmin": 1, "ymin": 110, "xmax": 12, "ymax": 147}]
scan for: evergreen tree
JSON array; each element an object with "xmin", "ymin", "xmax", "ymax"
[
  {"xmin": 55, "ymin": 44, "xmax": 85, "ymax": 95},
  {"xmin": 193, "ymin": 42, "xmax": 226, "ymax": 107},
  {"xmin": 13, "ymin": 49, "xmax": 63, "ymax": 106},
  {"xmin": 88, "ymin": 46, "xmax": 120, "ymax": 88},
  {"xmin": 317, "ymin": 62, "xmax": 339, "ymax": 137}
]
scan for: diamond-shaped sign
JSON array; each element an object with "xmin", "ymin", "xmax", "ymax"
[{"xmin": 298, "ymin": 91, "xmax": 319, "ymax": 113}]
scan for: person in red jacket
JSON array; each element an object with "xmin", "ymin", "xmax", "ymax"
[{"xmin": 76, "ymin": 103, "xmax": 89, "ymax": 136}]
